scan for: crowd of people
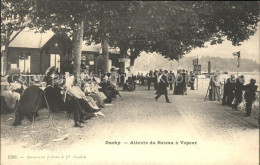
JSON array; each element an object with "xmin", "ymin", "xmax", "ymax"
[
  {"xmin": 220, "ymin": 74, "xmax": 258, "ymax": 117},
  {"xmin": 1, "ymin": 64, "xmax": 258, "ymax": 128},
  {"xmin": 1, "ymin": 64, "xmax": 121, "ymax": 128},
  {"xmin": 208, "ymin": 71, "xmax": 258, "ymax": 117}
]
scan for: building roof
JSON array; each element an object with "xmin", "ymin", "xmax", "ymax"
[
  {"xmin": 82, "ymin": 42, "xmax": 102, "ymax": 53},
  {"xmin": 9, "ymin": 30, "xmax": 120, "ymax": 54},
  {"xmin": 82, "ymin": 41, "xmax": 120, "ymax": 54},
  {"xmin": 9, "ymin": 30, "xmax": 55, "ymax": 49}
]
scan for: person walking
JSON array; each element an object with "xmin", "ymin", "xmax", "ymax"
[{"xmin": 155, "ymin": 70, "xmax": 171, "ymax": 103}]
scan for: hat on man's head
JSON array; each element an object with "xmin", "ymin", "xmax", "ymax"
[{"xmin": 250, "ymin": 79, "xmax": 256, "ymax": 84}]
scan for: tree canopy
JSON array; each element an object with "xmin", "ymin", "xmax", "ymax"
[{"xmin": 1, "ymin": 1, "xmax": 259, "ymax": 73}]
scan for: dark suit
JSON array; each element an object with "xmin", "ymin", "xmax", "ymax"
[
  {"xmin": 233, "ymin": 78, "xmax": 245, "ymax": 109},
  {"xmin": 244, "ymin": 83, "xmax": 258, "ymax": 115},
  {"xmin": 13, "ymin": 86, "xmax": 47, "ymax": 125},
  {"xmin": 147, "ymin": 72, "xmax": 154, "ymax": 90},
  {"xmin": 155, "ymin": 74, "xmax": 170, "ymax": 102},
  {"xmin": 222, "ymin": 78, "xmax": 235, "ymax": 106}
]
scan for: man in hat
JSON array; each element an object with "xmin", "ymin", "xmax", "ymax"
[
  {"xmin": 233, "ymin": 75, "xmax": 245, "ymax": 110},
  {"xmin": 181, "ymin": 69, "xmax": 188, "ymax": 95},
  {"xmin": 222, "ymin": 74, "xmax": 235, "ymax": 106},
  {"xmin": 155, "ymin": 70, "xmax": 171, "ymax": 103},
  {"xmin": 168, "ymin": 71, "xmax": 175, "ymax": 91},
  {"xmin": 146, "ymin": 70, "xmax": 154, "ymax": 90},
  {"xmin": 244, "ymin": 79, "xmax": 258, "ymax": 117},
  {"xmin": 189, "ymin": 71, "xmax": 195, "ymax": 90},
  {"xmin": 125, "ymin": 66, "xmax": 134, "ymax": 91},
  {"xmin": 153, "ymin": 70, "xmax": 159, "ymax": 90}
]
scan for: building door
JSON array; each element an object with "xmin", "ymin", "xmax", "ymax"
[
  {"xmin": 19, "ymin": 52, "xmax": 31, "ymax": 74},
  {"xmin": 50, "ymin": 54, "xmax": 60, "ymax": 72}
]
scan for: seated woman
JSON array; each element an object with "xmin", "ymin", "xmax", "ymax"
[
  {"xmin": 1, "ymin": 80, "xmax": 22, "ymax": 114},
  {"xmin": 45, "ymin": 76, "xmax": 103, "ymax": 127},
  {"xmin": 99, "ymin": 76, "xmax": 120, "ymax": 103},
  {"xmin": 65, "ymin": 75, "xmax": 103, "ymax": 113},
  {"xmin": 83, "ymin": 79, "xmax": 104, "ymax": 108}
]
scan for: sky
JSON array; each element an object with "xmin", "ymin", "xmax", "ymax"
[{"xmin": 185, "ymin": 28, "xmax": 260, "ymax": 63}]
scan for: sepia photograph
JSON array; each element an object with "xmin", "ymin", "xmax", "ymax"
[{"xmin": 1, "ymin": 1, "xmax": 259, "ymax": 165}]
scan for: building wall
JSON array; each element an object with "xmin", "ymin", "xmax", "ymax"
[{"xmin": 8, "ymin": 48, "xmax": 41, "ymax": 74}]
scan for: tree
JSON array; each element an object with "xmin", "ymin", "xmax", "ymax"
[
  {"xmin": 3, "ymin": 1, "xmax": 258, "ymax": 74},
  {"xmin": 1, "ymin": 0, "xmax": 34, "ymax": 75},
  {"xmin": 145, "ymin": 1, "xmax": 260, "ymax": 61}
]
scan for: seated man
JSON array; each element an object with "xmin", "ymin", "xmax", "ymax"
[{"xmin": 13, "ymin": 85, "xmax": 47, "ymax": 126}]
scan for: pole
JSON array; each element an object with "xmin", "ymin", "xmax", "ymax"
[
  {"xmin": 196, "ymin": 76, "xmax": 198, "ymax": 90},
  {"xmin": 55, "ymin": 54, "xmax": 56, "ymax": 68},
  {"xmin": 237, "ymin": 56, "xmax": 240, "ymax": 76},
  {"xmin": 237, "ymin": 51, "xmax": 240, "ymax": 76}
]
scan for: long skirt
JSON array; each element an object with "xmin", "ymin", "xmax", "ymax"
[{"xmin": 89, "ymin": 94, "xmax": 104, "ymax": 108}]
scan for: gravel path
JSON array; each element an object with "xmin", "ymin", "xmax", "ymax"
[{"xmin": 1, "ymin": 85, "xmax": 259, "ymax": 165}]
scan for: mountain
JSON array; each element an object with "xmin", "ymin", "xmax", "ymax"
[{"xmin": 134, "ymin": 54, "xmax": 259, "ymax": 73}]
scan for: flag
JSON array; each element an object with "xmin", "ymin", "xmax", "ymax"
[
  {"xmin": 232, "ymin": 52, "xmax": 238, "ymax": 56},
  {"xmin": 233, "ymin": 51, "xmax": 240, "ymax": 57}
]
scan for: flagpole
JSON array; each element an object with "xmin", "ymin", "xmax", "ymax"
[{"xmin": 237, "ymin": 51, "xmax": 240, "ymax": 76}]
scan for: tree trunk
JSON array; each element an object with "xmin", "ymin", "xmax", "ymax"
[
  {"xmin": 130, "ymin": 57, "xmax": 135, "ymax": 66},
  {"xmin": 129, "ymin": 48, "xmax": 141, "ymax": 67},
  {"xmin": 101, "ymin": 35, "xmax": 109, "ymax": 73},
  {"xmin": 2, "ymin": 29, "xmax": 11, "ymax": 75},
  {"xmin": 71, "ymin": 19, "xmax": 84, "ymax": 75}
]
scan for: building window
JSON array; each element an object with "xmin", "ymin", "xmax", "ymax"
[
  {"xmin": 50, "ymin": 54, "xmax": 60, "ymax": 72},
  {"xmin": 19, "ymin": 52, "xmax": 31, "ymax": 74}
]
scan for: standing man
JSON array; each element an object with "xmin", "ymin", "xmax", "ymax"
[
  {"xmin": 181, "ymin": 69, "xmax": 188, "ymax": 95},
  {"xmin": 146, "ymin": 70, "xmax": 154, "ymax": 90},
  {"xmin": 154, "ymin": 70, "xmax": 159, "ymax": 90},
  {"xmin": 233, "ymin": 75, "xmax": 245, "ymax": 110},
  {"xmin": 189, "ymin": 71, "xmax": 196, "ymax": 90},
  {"xmin": 168, "ymin": 71, "xmax": 175, "ymax": 91},
  {"xmin": 244, "ymin": 79, "xmax": 258, "ymax": 117},
  {"xmin": 155, "ymin": 70, "xmax": 171, "ymax": 103},
  {"xmin": 222, "ymin": 74, "xmax": 235, "ymax": 106}
]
